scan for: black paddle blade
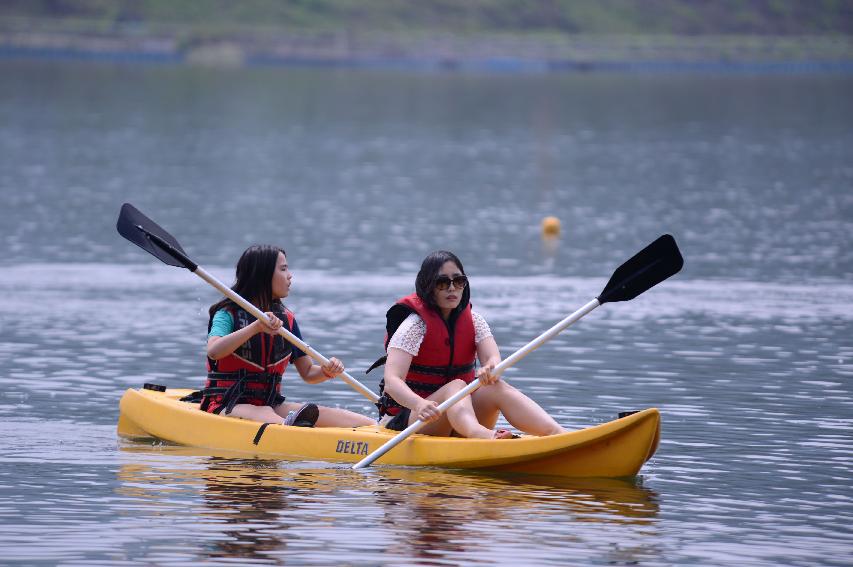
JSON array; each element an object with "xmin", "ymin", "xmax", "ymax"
[
  {"xmin": 597, "ymin": 234, "xmax": 683, "ymax": 304},
  {"xmin": 116, "ymin": 203, "xmax": 197, "ymax": 271}
]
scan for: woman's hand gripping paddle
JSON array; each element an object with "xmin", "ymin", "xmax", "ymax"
[
  {"xmin": 353, "ymin": 234, "xmax": 683, "ymax": 469},
  {"xmin": 116, "ymin": 203, "xmax": 379, "ymax": 404}
]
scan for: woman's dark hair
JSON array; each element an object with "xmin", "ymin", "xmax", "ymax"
[
  {"xmin": 209, "ymin": 245, "xmax": 286, "ymax": 319},
  {"xmin": 415, "ymin": 250, "xmax": 470, "ymax": 314}
]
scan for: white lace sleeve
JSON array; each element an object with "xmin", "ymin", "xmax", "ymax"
[
  {"xmin": 472, "ymin": 310, "xmax": 493, "ymax": 344},
  {"xmin": 387, "ymin": 313, "xmax": 426, "ymax": 356}
]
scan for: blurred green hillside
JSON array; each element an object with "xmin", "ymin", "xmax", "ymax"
[
  {"xmin": 1, "ymin": 0, "xmax": 851, "ymax": 68},
  {"xmin": 2, "ymin": 0, "xmax": 852, "ymax": 34}
]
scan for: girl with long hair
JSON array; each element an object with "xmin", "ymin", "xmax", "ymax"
[{"xmin": 200, "ymin": 245, "xmax": 375, "ymax": 428}]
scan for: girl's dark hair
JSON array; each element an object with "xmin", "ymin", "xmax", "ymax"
[
  {"xmin": 415, "ymin": 250, "xmax": 470, "ymax": 314},
  {"xmin": 209, "ymin": 245, "xmax": 286, "ymax": 319}
]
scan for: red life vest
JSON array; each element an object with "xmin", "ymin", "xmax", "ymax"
[
  {"xmin": 376, "ymin": 293, "xmax": 477, "ymax": 416},
  {"xmin": 200, "ymin": 303, "xmax": 295, "ymax": 414}
]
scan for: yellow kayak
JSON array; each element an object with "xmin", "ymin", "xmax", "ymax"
[{"xmin": 117, "ymin": 387, "xmax": 660, "ymax": 478}]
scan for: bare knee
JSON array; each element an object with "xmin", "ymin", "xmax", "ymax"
[
  {"xmin": 438, "ymin": 379, "xmax": 468, "ymax": 396},
  {"xmin": 474, "ymin": 379, "xmax": 513, "ymax": 402},
  {"xmin": 492, "ymin": 380, "xmax": 517, "ymax": 394}
]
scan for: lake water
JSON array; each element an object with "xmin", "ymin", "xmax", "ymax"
[{"xmin": 0, "ymin": 58, "xmax": 852, "ymax": 565}]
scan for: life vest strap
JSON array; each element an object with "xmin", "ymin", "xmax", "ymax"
[
  {"xmin": 201, "ymin": 369, "xmax": 283, "ymax": 414},
  {"xmin": 206, "ymin": 370, "xmax": 282, "ymax": 384},
  {"xmin": 408, "ymin": 362, "xmax": 476, "ymax": 377},
  {"xmin": 365, "ymin": 355, "xmax": 387, "ymax": 374},
  {"xmin": 375, "ymin": 392, "xmax": 403, "ymax": 417}
]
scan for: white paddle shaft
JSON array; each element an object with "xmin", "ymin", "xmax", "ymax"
[
  {"xmin": 195, "ymin": 266, "xmax": 379, "ymax": 403},
  {"xmin": 352, "ymin": 297, "xmax": 601, "ymax": 469}
]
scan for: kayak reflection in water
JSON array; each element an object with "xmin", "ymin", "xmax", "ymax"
[
  {"xmin": 202, "ymin": 244, "xmax": 375, "ymax": 428},
  {"xmin": 370, "ymin": 250, "xmax": 566, "ymax": 439}
]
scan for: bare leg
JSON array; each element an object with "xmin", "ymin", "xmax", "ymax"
[
  {"xmin": 226, "ymin": 403, "xmax": 287, "ymax": 423},
  {"xmin": 471, "ymin": 381, "xmax": 565, "ymax": 436},
  {"xmin": 272, "ymin": 402, "xmax": 375, "ymax": 428},
  {"xmin": 411, "ymin": 379, "xmax": 497, "ymax": 439},
  {"xmin": 314, "ymin": 407, "xmax": 376, "ymax": 428}
]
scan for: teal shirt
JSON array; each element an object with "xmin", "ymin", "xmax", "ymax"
[{"xmin": 208, "ymin": 309, "xmax": 236, "ymax": 338}]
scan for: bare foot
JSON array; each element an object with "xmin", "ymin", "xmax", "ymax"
[{"xmin": 493, "ymin": 429, "xmax": 514, "ymax": 439}]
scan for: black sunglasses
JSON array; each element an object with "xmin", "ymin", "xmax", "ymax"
[{"xmin": 435, "ymin": 275, "xmax": 468, "ymax": 291}]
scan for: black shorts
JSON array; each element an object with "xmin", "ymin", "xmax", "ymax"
[{"xmin": 384, "ymin": 408, "xmax": 411, "ymax": 431}]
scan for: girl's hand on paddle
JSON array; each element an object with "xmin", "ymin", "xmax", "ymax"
[
  {"xmin": 477, "ymin": 364, "xmax": 499, "ymax": 386},
  {"xmin": 255, "ymin": 312, "xmax": 282, "ymax": 335},
  {"xmin": 321, "ymin": 357, "xmax": 344, "ymax": 379},
  {"xmin": 414, "ymin": 399, "xmax": 441, "ymax": 423}
]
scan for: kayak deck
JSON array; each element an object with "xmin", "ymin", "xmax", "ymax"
[{"xmin": 118, "ymin": 388, "xmax": 660, "ymax": 478}]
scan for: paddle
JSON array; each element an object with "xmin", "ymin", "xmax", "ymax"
[
  {"xmin": 353, "ymin": 234, "xmax": 683, "ymax": 469},
  {"xmin": 116, "ymin": 203, "xmax": 379, "ymax": 404}
]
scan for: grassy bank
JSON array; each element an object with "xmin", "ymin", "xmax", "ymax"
[{"xmin": 1, "ymin": 0, "xmax": 851, "ymax": 69}]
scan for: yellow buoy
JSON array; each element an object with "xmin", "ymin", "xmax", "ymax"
[{"xmin": 541, "ymin": 216, "xmax": 561, "ymax": 237}]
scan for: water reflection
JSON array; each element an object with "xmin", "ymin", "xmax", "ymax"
[
  {"xmin": 370, "ymin": 468, "xmax": 660, "ymax": 564},
  {"xmin": 200, "ymin": 459, "xmax": 291, "ymax": 562},
  {"xmin": 117, "ymin": 444, "xmax": 659, "ymax": 563},
  {"xmin": 541, "ymin": 232, "xmax": 560, "ymax": 271}
]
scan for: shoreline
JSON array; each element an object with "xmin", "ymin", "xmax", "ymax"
[
  {"xmin": 4, "ymin": 48, "xmax": 851, "ymax": 74},
  {"xmin": 2, "ymin": 27, "xmax": 852, "ymax": 74}
]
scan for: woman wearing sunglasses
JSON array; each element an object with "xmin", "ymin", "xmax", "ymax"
[{"xmin": 370, "ymin": 250, "xmax": 565, "ymax": 439}]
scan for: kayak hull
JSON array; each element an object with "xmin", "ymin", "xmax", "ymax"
[{"xmin": 118, "ymin": 388, "xmax": 660, "ymax": 478}]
